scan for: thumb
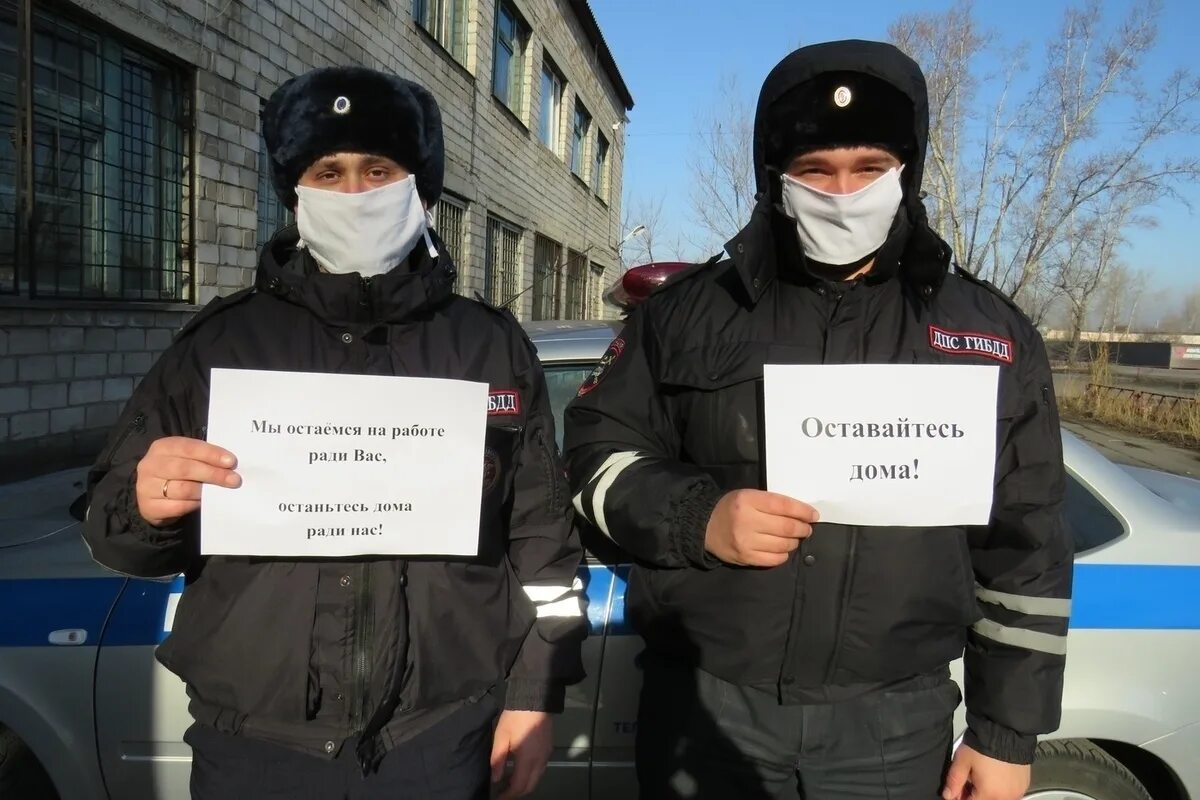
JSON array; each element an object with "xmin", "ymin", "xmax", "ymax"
[
  {"xmin": 490, "ymin": 729, "xmax": 510, "ymax": 784},
  {"xmin": 943, "ymin": 754, "xmax": 970, "ymax": 800}
]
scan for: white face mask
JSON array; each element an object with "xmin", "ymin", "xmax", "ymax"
[
  {"xmin": 779, "ymin": 166, "xmax": 904, "ymax": 266},
  {"xmin": 295, "ymin": 176, "xmax": 437, "ymax": 277}
]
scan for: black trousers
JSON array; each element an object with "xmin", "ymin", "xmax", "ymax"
[
  {"xmin": 186, "ymin": 699, "xmax": 496, "ymax": 800},
  {"xmin": 636, "ymin": 655, "xmax": 958, "ymax": 800}
]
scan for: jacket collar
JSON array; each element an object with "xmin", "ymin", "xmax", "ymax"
[{"xmin": 255, "ymin": 225, "xmax": 457, "ymax": 326}]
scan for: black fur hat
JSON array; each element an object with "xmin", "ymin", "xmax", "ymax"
[
  {"xmin": 763, "ymin": 70, "xmax": 916, "ymax": 170},
  {"xmin": 262, "ymin": 66, "xmax": 444, "ymax": 209}
]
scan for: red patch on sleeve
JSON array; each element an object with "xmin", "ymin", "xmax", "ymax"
[
  {"xmin": 928, "ymin": 326, "xmax": 1014, "ymax": 364},
  {"xmin": 487, "ymin": 390, "xmax": 521, "ymax": 416}
]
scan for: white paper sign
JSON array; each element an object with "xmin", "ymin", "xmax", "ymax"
[
  {"xmin": 203, "ymin": 368, "xmax": 488, "ymax": 557},
  {"xmin": 764, "ymin": 364, "xmax": 1000, "ymax": 527}
]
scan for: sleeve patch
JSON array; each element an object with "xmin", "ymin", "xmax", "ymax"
[
  {"xmin": 929, "ymin": 326, "xmax": 1014, "ymax": 364},
  {"xmin": 576, "ymin": 337, "xmax": 626, "ymax": 397},
  {"xmin": 488, "ymin": 390, "xmax": 522, "ymax": 416}
]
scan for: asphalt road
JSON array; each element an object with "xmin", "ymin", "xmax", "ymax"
[
  {"xmin": 1062, "ymin": 417, "xmax": 1200, "ymax": 478},
  {"xmin": 1051, "ymin": 364, "xmax": 1199, "ymax": 477}
]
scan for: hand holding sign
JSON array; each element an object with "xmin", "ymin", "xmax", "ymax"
[
  {"xmin": 136, "ymin": 437, "xmax": 241, "ymax": 527},
  {"xmin": 705, "ymin": 489, "xmax": 820, "ymax": 568}
]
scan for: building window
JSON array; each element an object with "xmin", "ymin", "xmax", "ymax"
[
  {"xmin": 564, "ymin": 248, "xmax": 587, "ymax": 319},
  {"xmin": 538, "ymin": 57, "xmax": 563, "ymax": 155},
  {"xmin": 532, "ymin": 234, "xmax": 561, "ymax": 320},
  {"xmin": 485, "ymin": 215, "xmax": 521, "ymax": 307},
  {"xmin": 413, "ymin": 0, "xmax": 468, "ymax": 65},
  {"xmin": 256, "ymin": 135, "xmax": 290, "ymax": 251},
  {"xmin": 592, "ymin": 134, "xmax": 609, "ymax": 199},
  {"xmin": 0, "ymin": 3, "xmax": 191, "ymax": 301},
  {"xmin": 570, "ymin": 100, "xmax": 590, "ymax": 179},
  {"xmin": 434, "ymin": 194, "xmax": 466, "ymax": 289},
  {"xmin": 492, "ymin": 2, "xmax": 528, "ymax": 116}
]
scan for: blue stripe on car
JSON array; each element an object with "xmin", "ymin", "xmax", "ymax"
[
  {"xmin": 1071, "ymin": 564, "xmax": 1200, "ymax": 630},
  {"xmin": 584, "ymin": 564, "xmax": 615, "ymax": 634},
  {"xmin": 606, "ymin": 565, "xmax": 634, "ymax": 635},
  {"xmin": 1, "ymin": 563, "xmax": 1197, "ymax": 647},
  {"xmin": 0, "ymin": 577, "xmax": 125, "ymax": 646},
  {"xmin": 103, "ymin": 575, "xmax": 184, "ymax": 646}
]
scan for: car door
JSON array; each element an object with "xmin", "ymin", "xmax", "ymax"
[
  {"xmin": 535, "ymin": 352, "xmax": 640, "ymax": 799},
  {"xmin": 527, "ymin": 360, "xmax": 611, "ymax": 799},
  {"xmin": 586, "ymin": 559, "xmax": 638, "ymax": 798},
  {"xmin": 94, "ymin": 575, "xmax": 192, "ymax": 800}
]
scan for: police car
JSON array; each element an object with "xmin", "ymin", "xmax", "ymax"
[{"xmin": 1, "ymin": 270, "xmax": 1198, "ymax": 800}]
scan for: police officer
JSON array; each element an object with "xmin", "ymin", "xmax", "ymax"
[
  {"xmin": 86, "ymin": 66, "xmax": 585, "ymax": 800},
  {"xmin": 565, "ymin": 40, "xmax": 1072, "ymax": 800}
]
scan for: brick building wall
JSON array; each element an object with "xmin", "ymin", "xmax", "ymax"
[
  {"xmin": 0, "ymin": 305, "xmax": 190, "ymax": 477},
  {"xmin": 0, "ymin": 0, "xmax": 632, "ymax": 480}
]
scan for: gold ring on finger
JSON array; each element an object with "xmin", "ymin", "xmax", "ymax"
[{"xmin": 161, "ymin": 479, "xmax": 170, "ymax": 500}]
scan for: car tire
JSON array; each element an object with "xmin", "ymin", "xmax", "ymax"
[
  {"xmin": 0, "ymin": 727, "xmax": 59, "ymax": 800},
  {"xmin": 1026, "ymin": 740, "xmax": 1152, "ymax": 800}
]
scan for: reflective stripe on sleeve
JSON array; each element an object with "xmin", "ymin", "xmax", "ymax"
[
  {"xmin": 976, "ymin": 585, "xmax": 1071, "ymax": 618},
  {"xmin": 572, "ymin": 451, "xmax": 643, "ymax": 537},
  {"xmin": 523, "ymin": 576, "xmax": 583, "ymax": 604},
  {"xmin": 535, "ymin": 597, "xmax": 584, "ymax": 619},
  {"xmin": 971, "ymin": 618, "xmax": 1068, "ymax": 655}
]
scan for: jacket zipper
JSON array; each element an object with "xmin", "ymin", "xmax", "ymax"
[
  {"xmin": 116, "ymin": 413, "xmax": 147, "ymax": 452},
  {"xmin": 360, "ymin": 276, "xmax": 373, "ymax": 317},
  {"xmin": 536, "ymin": 428, "xmax": 560, "ymax": 511},
  {"xmin": 822, "ymin": 527, "xmax": 858, "ymax": 683},
  {"xmin": 96, "ymin": 412, "xmax": 147, "ymax": 473},
  {"xmin": 349, "ymin": 278, "xmax": 378, "ymax": 733},
  {"xmin": 816, "ymin": 282, "xmax": 861, "ymax": 684},
  {"xmin": 352, "ymin": 562, "xmax": 373, "ymax": 732}
]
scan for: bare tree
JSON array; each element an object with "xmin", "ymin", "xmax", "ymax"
[
  {"xmin": 888, "ymin": 1, "xmax": 1026, "ymax": 275},
  {"xmin": 621, "ymin": 192, "xmax": 666, "ymax": 267},
  {"xmin": 1096, "ymin": 264, "xmax": 1127, "ymax": 332},
  {"xmin": 1123, "ymin": 271, "xmax": 1149, "ymax": 333},
  {"xmin": 1004, "ymin": 1, "xmax": 1200, "ymax": 305},
  {"xmin": 687, "ymin": 73, "xmax": 756, "ymax": 253},
  {"xmin": 1021, "ymin": 271, "xmax": 1066, "ymax": 329},
  {"xmin": 889, "ymin": 0, "xmax": 1200, "ymax": 315},
  {"xmin": 1182, "ymin": 290, "xmax": 1200, "ymax": 334},
  {"xmin": 1050, "ymin": 195, "xmax": 1144, "ymax": 364},
  {"xmin": 1093, "ymin": 264, "xmax": 1151, "ymax": 333},
  {"xmin": 1158, "ymin": 285, "xmax": 1200, "ymax": 333}
]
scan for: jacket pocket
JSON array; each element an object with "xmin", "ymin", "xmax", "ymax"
[
  {"xmin": 660, "ymin": 342, "xmax": 771, "ymax": 391},
  {"xmin": 659, "ymin": 341, "xmax": 820, "ymax": 389},
  {"xmin": 659, "ymin": 343, "xmax": 771, "ymax": 469},
  {"xmin": 402, "ymin": 559, "xmax": 531, "ymax": 709},
  {"xmin": 156, "ymin": 561, "xmax": 319, "ymax": 721},
  {"xmin": 535, "ymin": 427, "xmax": 565, "ymax": 514},
  {"xmin": 87, "ymin": 411, "xmax": 148, "ymax": 497},
  {"xmin": 831, "ymin": 528, "xmax": 979, "ymax": 682}
]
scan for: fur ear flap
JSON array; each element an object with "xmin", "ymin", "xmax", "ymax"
[{"xmin": 262, "ymin": 66, "xmax": 444, "ymax": 209}]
